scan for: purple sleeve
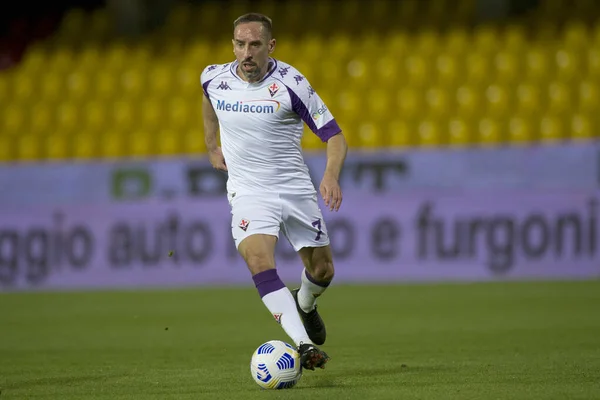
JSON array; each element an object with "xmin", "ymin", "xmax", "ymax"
[
  {"xmin": 287, "ymin": 86, "xmax": 342, "ymax": 142},
  {"xmin": 202, "ymin": 79, "xmax": 212, "ymax": 99}
]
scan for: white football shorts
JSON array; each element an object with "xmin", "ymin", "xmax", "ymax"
[{"xmin": 228, "ymin": 191, "xmax": 330, "ymax": 251}]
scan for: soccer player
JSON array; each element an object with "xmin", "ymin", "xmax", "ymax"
[{"xmin": 201, "ymin": 13, "xmax": 347, "ymax": 371}]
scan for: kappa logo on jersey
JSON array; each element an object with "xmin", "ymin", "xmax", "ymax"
[
  {"xmin": 216, "ymin": 99, "xmax": 281, "ymax": 114},
  {"xmin": 273, "ymin": 313, "xmax": 282, "ymax": 324},
  {"xmin": 268, "ymin": 82, "xmax": 280, "ymax": 97},
  {"xmin": 239, "ymin": 218, "xmax": 250, "ymax": 231},
  {"xmin": 216, "ymin": 81, "xmax": 231, "ymax": 90}
]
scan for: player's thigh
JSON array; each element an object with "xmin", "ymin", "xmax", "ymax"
[
  {"xmin": 230, "ymin": 193, "xmax": 281, "ymax": 273},
  {"xmin": 281, "ymin": 193, "xmax": 330, "ymax": 252}
]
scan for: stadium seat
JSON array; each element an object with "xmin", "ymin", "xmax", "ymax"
[
  {"xmin": 502, "ymin": 24, "xmax": 527, "ymax": 53},
  {"xmin": 539, "ymin": 115, "xmax": 564, "ymax": 142},
  {"xmin": 358, "ymin": 123, "xmax": 385, "ymax": 149},
  {"xmin": 587, "ymin": 49, "xmax": 600, "ymax": 80},
  {"xmin": 29, "ymin": 102, "xmax": 54, "ymax": 134},
  {"xmin": 365, "ymin": 88, "xmax": 394, "ymax": 123},
  {"xmin": 72, "ymin": 131, "xmax": 100, "ymax": 159},
  {"xmin": 417, "ymin": 119, "xmax": 444, "ymax": 147},
  {"xmin": 484, "ymin": 84, "xmax": 510, "ymax": 117},
  {"xmin": 182, "ymin": 129, "xmax": 208, "ymax": 155},
  {"xmin": 494, "ymin": 51, "xmax": 519, "ymax": 84},
  {"xmin": 515, "ymin": 83, "xmax": 542, "ymax": 115},
  {"xmin": 0, "ymin": 136, "xmax": 13, "ymax": 162},
  {"xmin": 111, "ymin": 100, "xmax": 136, "ymax": 132},
  {"xmin": 562, "ymin": 20, "xmax": 589, "ymax": 49},
  {"xmin": 168, "ymin": 96, "xmax": 192, "ymax": 131},
  {"xmin": 525, "ymin": 47, "xmax": 553, "ymax": 83},
  {"xmin": 570, "ymin": 114, "xmax": 594, "ymax": 140},
  {"xmin": 45, "ymin": 133, "xmax": 70, "ymax": 160},
  {"xmin": 404, "ymin": 55, "xmax": 431, "ymax": 87},
  {"xmin": 554, "ymin": 48, "xmax": 581, "ymax": 82},
  {"xmin": 444, "ymin": 27, "xmax": 469, "ymax": 56},
  {"xmin": 55, "ymin": 101, "xmax": 79, "ymax": 134},
  {"xmin": 2, "ymin": 104, "xmax": 25, "ymax": 135},
  {"xmin": 397, "ymin": 87, "xmax": 424, "ymax": 120},
  {"xmin": 448, "ymin": 118, "xmax": 472, "ymax": 147},
  {"xmin": 15, "ymin": 134, "xmax": 42, "ymax": 162},
  {"xmin": 94, "ymin": 70, "xmax": 118, "ymax": 100},
  {"xmin": 129, "ymin": 129, "xmax": 154, "ymax": 158},
  {"xmin": 465, "ymin": 52, "xmax": 491, "ymax": 86},
  {"xmin": 40, "ymin": 73, "xmax": 63, "ymax": 102},
  {"xmin": 578, "ymin": 80, "xmax": 599, "ymax": 113},
  {"xmin": 65, "ymin": 71, "xmax": 90, "ymax": 101},
  {"xmin": 435, "ymin": 54, "xmax": 459, "ymax": 87},
  {"xmin": 455, "ymin": 85, "xmax": 482, "ymax": 118},
  {"xmin": 100, "ymin": 130, "xmax": 128, "ymax": 159},
  {"xmin": 0, "ymin": 73, "xmax": 10, "ymax": 103},
  {"xmin": 140, "ymin": 98, "xmax": 164, "ymax": 131},
  {"xmin": 507, "ymin": 116, "xmax": 534, "ymax": 145},
  {"xmin": 425, "ymin": 87, "xmax": 451, "ymax": 118},
  {"xmin": 388, "ymin": 119, "xmax": 415, "ymax": 148},
  {"xmin": 156, "ymin": 129, "xmax": 182, "ymax": 157},
  {"xmin": 477, "ymin": 118, "xmax": 503, "ymax": 146},
  {"xmin": 547, "ymin": 81, "xmax": 572, "ymax": 115}
]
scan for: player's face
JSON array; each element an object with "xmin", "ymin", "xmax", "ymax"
[{"xmin": 233, "ymin": 22, "xmax": 275, "ymax": 82}]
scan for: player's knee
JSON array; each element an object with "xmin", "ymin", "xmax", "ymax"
[{"xmin": 312, "ymin": 260, "xmax": 334, "ymax": 283}]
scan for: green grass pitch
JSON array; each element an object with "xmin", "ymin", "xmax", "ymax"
[{"xmin": 1, "ymin": 280, "xmax": 600, "ymax": 399}]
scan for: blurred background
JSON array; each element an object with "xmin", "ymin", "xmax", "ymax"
[{"xmin": 0, "ymin": 0, "xmax": 599, "ymax": 290}]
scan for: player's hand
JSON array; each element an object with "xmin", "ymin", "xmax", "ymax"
[
  {"xmin": 319, "ymin": 174, "xmax": 342, "ymax": 212},
  {"xmin": 208, "ymin": 147, "xmax": 227, "ymax": 172}
]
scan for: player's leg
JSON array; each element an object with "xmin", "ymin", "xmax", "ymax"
[
  {"xmin": 237, "ymin": 234, "xmax": 330, "ymax": 370},
  {"xmin": 281, "ymin": 193, "xmax": 333, "ymax": 345}
]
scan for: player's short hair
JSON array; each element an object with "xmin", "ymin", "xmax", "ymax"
[{"xmin": 233, "ymin": 13, "xmax": 273, "ymax": 39}]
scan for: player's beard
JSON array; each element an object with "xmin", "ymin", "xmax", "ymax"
[{"xmin": 241, "ymin": 62, "xmax": 261, "ymax": 82}]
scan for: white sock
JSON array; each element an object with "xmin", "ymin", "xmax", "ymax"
[
  {"xmin": 262, "ymin": 287, "xmax": 312, "ymax": 346},
  {"xmin": 298, "ymin": 268, "xmax": 330, "ymax": 313}
]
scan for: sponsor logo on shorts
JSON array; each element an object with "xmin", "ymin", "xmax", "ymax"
[
  {"xmin": 273, "ymin": 313, "xmax": 282, "ymax": 324},
  {"xmin": 239, "ymin": 218, "xmax": 250, "ymax": 231}
]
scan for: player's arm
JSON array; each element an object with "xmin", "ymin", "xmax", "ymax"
[
  {"xmin": 202, "ymin": 94, "xmax": 227, "ymax": 171},
  {"xmin": 320, "ymin": 133, "xmax": 347, "ymax": 212}
]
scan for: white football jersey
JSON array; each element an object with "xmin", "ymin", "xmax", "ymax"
[{"xmin": 200, "ymin": 58, "xmax": 341, "ymax": 195}]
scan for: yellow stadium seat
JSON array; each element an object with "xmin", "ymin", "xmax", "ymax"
[
  {"xmin": 185, "ymin": 39, "xmax": 210, "ymax": 67},
  {"xmin": 494, "ymin": 51, "xmax": 519, "ymax": 84},
  {"xmin": 547, "ymin": 81, "xmax": 572, "ymax": 115},
  {"xmin": 448, "ymin": 118, "xmax": 472, "ymax": 147},
  {"xmin": 375, "ymin": 55, "xmax": 401, "ymax": 85},
  {"xmin": 47, "ymin": 48, "xmax": 74, "ymax": 74},
  {"xmin": 15, "ymin": 134, "xmax": 42, "ymax": 162},
  {"xmin": 328, "ymin": 34, "xmax": 352, "ymax": 61},
  {"xmin": 95, "ymin": 70, "xmax": 117, "ymax": 100},
  {"xmin": 45, "ymin": 133, "xmax": 70, "ymax": 161},
  {"xmin": 111, "ymin": 101, "xmax": 136, "ymax": 132},
  {"xmin": 425, "ymin": 87, "xmax": 451, "ymax": 118},
  {"xmin": 539, "ymin": 115, "xmax": 565, "ymax": 142},
  {"xmin": 435, "ymin": 54, "xmax": 459, "ymax": 87},
  {"xmin": 554, "ymin": 48, "xmax": 581, "ymax": 82},
  {"xmin": 140, "ymin": 99, "xmax": 164, "ymax": 130},
  {"xmin": 397, "ymin": 87, "xmax": 424, "ymax": 120},
  {"xmin": 74, "ymin": 46, "xmax": 101, "ymax": 72},
  {"xmin": 100, "ymin": 130, "xmax": 127, "ymax": 159},
  {"xmin": 417, "ymin": 119, "xmax": 443, "ymax": 147},
  {"xmin": 525, "ymin": 47, "xmax": 552, "ymax": 83},
  {"xmin": 455, "ymin": 85, "xmax": 482, "ymax": 118},
  {"xmin": 72, "ymin": 131, "xmax": 100, "ymax": 160},
  {"xmin": 65, "ymin": 71, "xmax": 90, "ymax": 101},
  {"xmin": 365, "ymin": 89, "xmax": 394, "ymax": 123},
  {"xmin": 465, "ymin": 52, "xmax": 491, "ymax": 86},
  {"xmin": 484, "ymin": 84, "xmax": 510, "ymax": 117},
  {"xmin": 299, "ymin": 35, "xmax": 323, "ymax": 64},
  {"xmin": 414, "ymin": 30, "xmax": 440, "ymax": 57},
  {"xmin": 473, "ymin": 25, "xmax": 500, "ymax": 55},
  {"xmin": 129, "ymin": 130, "xmax": 154, "ymax": 158},
  {"xmin": 570, "ymin": 114, "xmax": 595, "ymax": 140},
  {"xmin": 358, "ymin": 123, "xmax": 384, "ymax": 149},
  {"xmin": 508, "ymin": 116, "xmax": 534, "ymax": 145},
  {"xmin": 502, "ymin": 24, "xmax": 527, "ymax": 52},
  {"xmin": 182, "ymin": 129, "xmax": 207, "ymax": 155},
  {"xmin": 337, "ymin": 90, "xmax": 362, "ymax": 118},
  {"xmin": 578, "ymin": 80, "xmax": 599, "ymax": 113},
  {"xmin": 82, "ymin": 100, "xmax": 106, "ymax": 131},
  {"xmin": 168, "ymin": 97, "xmax": 191, "ymax": 130},
  {"xmin": 515, "ymin": 83, "xmax": 542, "ymax": 115},
  {"xmin": 444, "ymin": 27, "xmax": 469, "ymax": 56},
  {"xmin": 562, "ymin": 20, "xmax": 589, "ymax": 49},
  {"xmin": 346, "ymin": 58, "xmax": 371, "ymax": 89},
  {"xmin": 12, "ymin": 73, "xmax": 35, "ymax": 102},
  {"xmin": 385, "ymin": 31, "xmax": 410, "ymax": 55},
  {"xmin": 404, "ymin": 55, "xmax": 430, "ymax": 87},
  {"xmin": 40, "ymin": 73, "xmax": 62, "ymax": 102},
  {"xmin": 156, "ymin": 129, "xmax": 182, "ymax": 157},
  {"xmin": 0, "ymin": 73, "xmax": 10, "ymax": 102},
  {"xmin": 175, "ymin": 66, "xmax": 199, "ymax": 98},
  {"xmin": 0, "ymin": 136, "xmax": 13, "ymax": 162},
  {"xmin": 120, "ymin": 68, "xmax": 145, "ymax": 99},
  {"xmin": 586, "ymin": 49, "xmax": 600, "ymax": 80},
  {"xmin": 105, "ymin": 42, "xmax": 129, "ymax": 71},
  {"xmin": 56, "ymin": 102, "xmax": 79, "ymax": 133},
  {"xmin": 29, "ymin": 102, "xmax": 54, "ymax": 134},
  {"xmin": 20, "ymin": 45, "xmax": 46, "ymax": 74},
  {"xmin": 2, "ymin": 104, "xmax": 25, "ymax": 135},
  {"xmin": 477, "ymin": 118, "xmax": 503, "ymax": 146},
  {"xmin": 388, "ymin": 119, "xmax": 415, "ymax": 148}
]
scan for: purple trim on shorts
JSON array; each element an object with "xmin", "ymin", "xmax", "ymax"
[
  {"xmin": 253, "ymin": 269, "xmax": 286, "ymax": 298},
  {"xmin": 305, "ymin": 269, "xmax": 331, "ymax": 288},
  {"xmin": 286, "ymin": 86, "xmax": 342, "ymax": 142}
]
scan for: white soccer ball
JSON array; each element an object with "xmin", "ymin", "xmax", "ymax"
[{"xmin": 250, "ymin": 340, "xmax": 302, "ymax": 389}]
